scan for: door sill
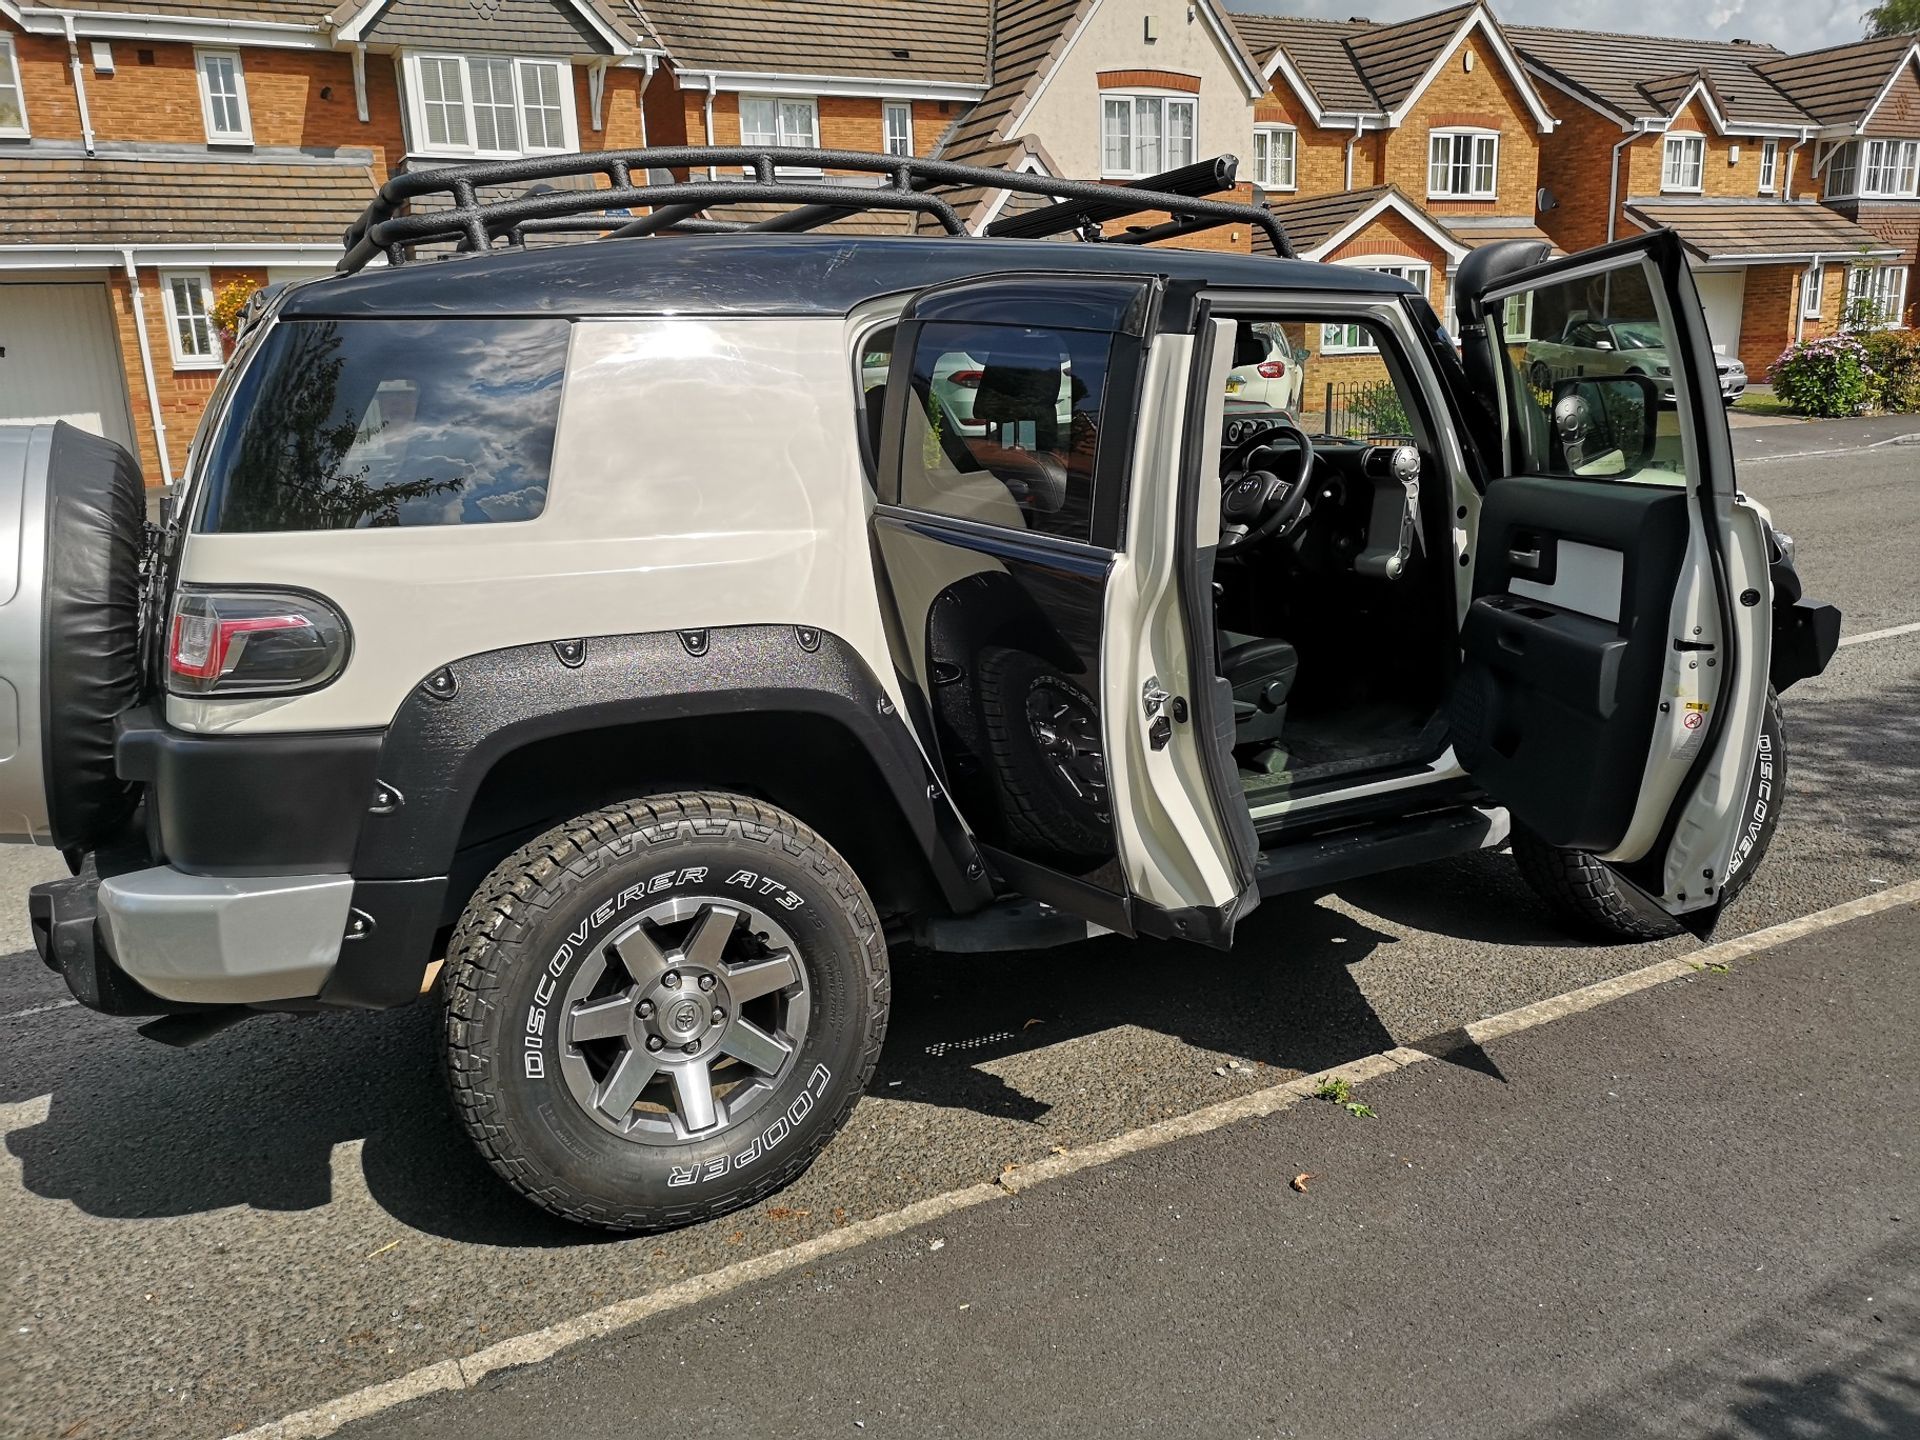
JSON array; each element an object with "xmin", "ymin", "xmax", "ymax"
[{"xmin": 1254, "ymin": 805, "xmax": 1510, "ymax": 897}]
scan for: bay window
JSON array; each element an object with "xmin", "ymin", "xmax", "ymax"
[
  {"xmin": 1828, "ymin": 139, "xmax": 1920, "ymax": 199},
  {"xmin": 1846, "ymin": 264, "xmax": 1909, "ymax": 329},
  {"xmin": 1324, "ymin": 263, "xmax": 1431, "ymax": 352},
  {"xmin": 1253, "ymin": 125, "xmax": 1297, "ymax": 191},
  {"xmin": 406, "ymin": 52, "xmax": 575, "ymax": 158},
  {"xmin": 1100, "ymin": 93, "xmax": 1196, "ymax": 179},
  {"xmin": 1826, "ymin": 141, "xmax": 1859, "ymax": 199},
  {"xmin": 1662, "ymin": 133, "xmax": 1705, "ymax": 193},
  {"xmin": 1428, "ymin": 129, "xmax": 1497, "ymax": 199}
]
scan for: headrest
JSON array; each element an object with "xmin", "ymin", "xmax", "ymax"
[
  {"xmin": 974, "ymin": 329, "xmax": 1066, "ymax": 426},
  {"xmin": 1232, "ymin": 328, "xmax": 1267, "ymax": 369}
]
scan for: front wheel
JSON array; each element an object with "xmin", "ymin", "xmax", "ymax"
[
  {"xmin": 1514, "ymin": 688, "xmax": 1787, "ymax": 942},
  {"xmin": 444, "ymin": 792, "xmax": 889, "ymax": 1231}
]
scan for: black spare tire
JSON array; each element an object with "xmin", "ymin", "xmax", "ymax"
[{"xmin": 43, "ymin": 423, "xmax": 145, "ymax": 852}]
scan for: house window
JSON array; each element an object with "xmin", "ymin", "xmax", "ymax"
[
  {"xmin": 1825, "ymin": 141, "xmax": 1859, "ymax": 199},
  {"xmin": 196, "ymin": 49, "xmax": 251, "ymax": 144},
  {"xmin": 1802, "ymin": 260, "xmax": 1825, "ymax": 320},
  {"xmin": 1253, "ymin": 125, "xmax": 1297, "ymax": 190},
  {"xmin": 1427, "ymin": 129, "xmax": 1497, "ymax": 199},
  {"xmin": 1758, "ymin": 139, "xmax": 1778, "ymax": 195},
  {"xmin": 1100, "ymin": 93, "xmax": 1196, "ymax": 178},
  {"xmin": 1662, "ymin": 133, "xmax": 1705, "ymax": 193},
  {"xmin": 883, "ymin": 101, "xmax": 913, "ymax": 157},
  {"xmin": 1861, "ymin": 139, "xmax": 1920, "ymax": 198},
  {"xmin": 0, "ymin": 36, "xmax": 28, "ymax": 137},
  {"xmin": 740, "ymin": 94, "xmax": 821, "ymax": 169},
  {"xmin": 1846, "ymin": 264, "xmax": 1909, "ymax": 329},
  {"xmin": 1323, "ymin": 263, "xmax": 1431, "ymax": 352},
  {"xmin": 162, "ymin": 270, "xmax": 220, "ymax": 368},
  {"xmin": 406, "ymin": 53, "xmax": 575, "ymax": 158}
]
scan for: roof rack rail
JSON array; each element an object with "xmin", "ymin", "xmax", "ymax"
[{"xmin": 336, "ymin": 147, "xmax": 1293, "ymax": 273}]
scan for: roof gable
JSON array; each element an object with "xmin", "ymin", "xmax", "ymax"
[
  {"xmin": 1755, "ymin": 33, "xmax": 1920, "ymax": 130},
  {"xmin": 1268, "ymin": 183, "xmax": 1467, "ymax": 262},
  {"xmin": 335, "ymin": 0, "xmax": 641, "ymax": 51}
]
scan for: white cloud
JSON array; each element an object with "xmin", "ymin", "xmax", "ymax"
[{"xmin": 1225, "ymin": 0, "xmax": 1876, "ymax": 52}]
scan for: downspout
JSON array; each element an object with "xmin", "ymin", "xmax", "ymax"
[
  {"xmin": 119, "ymin": 249, "xmax": 174, "ymax": 488},
  {"xmin": 637, "ymin": 53, "xmax": 655, "ymax": 148},
  {"xmin": 352, "ymin": 43, "xmax": 368, "ymax": 124},
  {"xmin": 589, "ymin": 59, "xmax": 606, "ymax": 133},
  {"xmin": 704, "ymin": 74, "xmax": 717, "ymax": 180},
  {"xmin": 1344, "ymin": 117, "xmax": 1363, "ymax": 191},
  {"xmin": 1605, "ymin": 128, "xmax": 1638, "ymax": 243},
  {"xmin": 64, "ymin": 14, "xmax": 96, "ymax": 155},
  {"xmin": 1783, "ymin": 130, "xmax": 1811, "ymax": 202}
]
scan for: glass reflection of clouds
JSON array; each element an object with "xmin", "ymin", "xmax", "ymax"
[{"xmin": 200, "ymin": 317, "xmax": 569, "ymax": 533}]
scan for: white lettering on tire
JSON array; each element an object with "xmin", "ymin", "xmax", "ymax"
[{"xmin": 666, "ymin": 1065, "xmax": 832, "ymax": 1188}]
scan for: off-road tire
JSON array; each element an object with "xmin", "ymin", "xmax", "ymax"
[
  {"xmin": 443, "ymin": 792, "xmax": 889, "ymax": 1232},
  {"xmin": 1514, "ymin": 687, "xmax": 1787, "ymax": 942},
  {"xmin": 976, "ymin": 644, "xmax": 1111, "ymax": 863}
]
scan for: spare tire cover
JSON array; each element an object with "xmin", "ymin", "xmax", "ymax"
[{"xmin": 42, "ymin": 423, "xmax": 144, "ymax": 852}]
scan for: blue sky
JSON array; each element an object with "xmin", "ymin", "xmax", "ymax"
[{"xmin": 1224, "ymin": 0, "xmax": 1878, "ymax": 52}]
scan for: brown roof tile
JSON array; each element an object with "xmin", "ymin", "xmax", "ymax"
[
  {"xmin": 1625, "ymin": 199, "xmax": 1900, "ymax": 261},
  {"xmin": 0, "ymin": 153, "xmax": 377, "ymax": 247},
  {"xmin": 1345, "ymin": 2, "xmax": 1477, "ymax": 111},
  {"xmin": 1511, "ymin": 25, "xmax": 1811, "ymax": 130},
  {"xmin": 1227, "ymin": 14, "xmax": 1382, "ymax": 114},
  {"xmin": 1753, "ymin": 33, "xmax": 1920, "ymax": 129},
  {"xmin": 1265, "ymin": 184, "xmax": 1395, "ymax": 252},
  {"xmin": 18, "ymin": 0, "xmax": 330, "ymax": 22},
  {"xmin": 638, "ymin": 0, "xmax": 991, "ymax": 83},
  {"xmin": 937, "ymin": 0, "xmax": 1087, "ymax": 161}
]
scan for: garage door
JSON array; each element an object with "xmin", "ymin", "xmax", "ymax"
[
  {"xmin": 0, "ymin": 281, "xmax": 139, "ymax": 454},
  {"xmin": 1693, "ymin": 269, "xmax": 1746, "ymax": 360}
]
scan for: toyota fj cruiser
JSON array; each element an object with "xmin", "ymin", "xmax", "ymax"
[{"xmin": 1, "ymin": 149, "xmax": 1841, "ymax": 1231}]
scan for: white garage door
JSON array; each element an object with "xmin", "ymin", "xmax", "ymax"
[
  {"xmin": 1693, "ymin": 269, "xmax": 1746, "ymax": 360},
  {"xmin": 0, "ymin": 281, "xmax": 139, "ymax": 454}
]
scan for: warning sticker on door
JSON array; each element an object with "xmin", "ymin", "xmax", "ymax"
[{"xmin": 1674, "ymin": 700, "xmax": 1711, "ymax": 761}]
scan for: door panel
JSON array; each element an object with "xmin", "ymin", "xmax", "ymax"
[{"xmin": 1451, "ymin": 231, "xmax": 1771, "ymax": 929}]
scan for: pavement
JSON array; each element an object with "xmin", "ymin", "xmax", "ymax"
[
  {"xmin": 337, "ymin": 899, "xmax": 1920, "ymax": 1440},
  {"xmin": 1, "ymin": 414, "xmax": 1917, "ymax": 1440}
]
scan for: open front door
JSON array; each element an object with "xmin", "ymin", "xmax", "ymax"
[
  {"xmin": 1450, "ymin": 231, "xmax": 1772, "ymax": 937},
  {"xmin": 870, "ymin": 276, "xmax": 1256, "ymax": 946}
]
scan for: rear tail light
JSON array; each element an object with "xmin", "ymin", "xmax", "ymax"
[
  {"xmin": 948, "ymin": 369, "xmax": 985, "ymax": 388},
  {"xmin": 166, "ymin": 588, "xmax": 350, "ymax": 697},
  {"xmin": 1257, "ymin": 360, "xmax": 1288, "ymax": 379}
]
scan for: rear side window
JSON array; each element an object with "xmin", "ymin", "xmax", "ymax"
[{"xmin": 196, "ymin": 317, "xmax": 569, "ymax": 532}]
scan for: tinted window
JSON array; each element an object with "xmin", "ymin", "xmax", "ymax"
[
  {"xmin": 197, "ymin": 317, "xmax": 568, "ymax": 532},
  {"xmin": 896, "ymin": 320, "xmax": 1111, "ymax": 544}
]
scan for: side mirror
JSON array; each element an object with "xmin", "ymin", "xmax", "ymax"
[
  {"xmin": 1297, "ymin": 348, "xmax": 1313, "ymax": 363},
  {"xmin": 1550, "ymin": 374, "xmax": 1659, "ymax": 476}
]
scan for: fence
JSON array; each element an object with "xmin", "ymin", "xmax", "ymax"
[{"xmin": 1303, "ymin": 379, "xmax": 1416, "ymax": 444}]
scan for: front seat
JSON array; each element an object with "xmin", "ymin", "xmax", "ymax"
[{"xmin": 1219, "ymin": 633, "xmax": 1298, "ymax": 745}]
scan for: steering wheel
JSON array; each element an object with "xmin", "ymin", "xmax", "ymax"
[{"xmin": 1218, "ymin": 422, "xmax": 1316, "ymax": 555}]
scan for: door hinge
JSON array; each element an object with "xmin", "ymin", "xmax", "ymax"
[{"xmin": 1142, "ymin": 677, "xmax": 1188, "ymax": 751}]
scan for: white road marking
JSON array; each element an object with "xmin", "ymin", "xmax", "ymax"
[
  {"xmin": 231, "ymin": 874, "xmax": 1920, "ymax": 1440},
  {"xmin": 1840, "ymin": 621, "xmax": 1920, "ymax": 649},
  {"xmin": 0, "ymin": 998, "xmax": 78, "ymax": 1021},
  {"xmin": 1741, "ymin": 432, "xmax": 1920, "ymax": 463}
]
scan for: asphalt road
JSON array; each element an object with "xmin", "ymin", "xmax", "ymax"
[
  {"xmin": 2, "ymin": 416, "xmax": 1917, "ymax": 1440},
  {"xmin": 340, "ymin": 900, "xmax": 1920, "ymax": 1440}
]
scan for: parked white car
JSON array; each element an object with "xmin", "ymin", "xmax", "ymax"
[
  {"xmin": 1224, "ymin": 324, "xmax": 1308, "ymax": 412},
  {"xmin": 1525, "ymin": 316, "xmax": 1747, "ymax": 405}
]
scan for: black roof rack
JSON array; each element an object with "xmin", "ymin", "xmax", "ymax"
[{"xmin": 336, "ymin": 147, "xmax": 1293, "ymax": 274}]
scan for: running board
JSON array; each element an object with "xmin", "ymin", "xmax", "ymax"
[{"xmin": 1254, "ymin": 806, "xmax": 1509, "ymax": 897}]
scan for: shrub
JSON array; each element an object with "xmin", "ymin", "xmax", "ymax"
[
  {"xmin": 1768, "ymin": 336, "xmax": 1879, "ymax": 418},
  {"xmin": 1862, "ymin": 330, "xmax": 1920, "ymax": 414},
  {"xmin": 211, "ymin": 277, "xmax": 263, "ymax": 351}
]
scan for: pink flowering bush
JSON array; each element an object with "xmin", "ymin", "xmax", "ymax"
[{"xmin": 1768, "ymin": 336, "xmax": 1878, "ymax": 418}]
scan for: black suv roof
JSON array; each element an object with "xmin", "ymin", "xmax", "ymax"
[{"xmin": 281, "ymin": 233, "xmax": 1422, "ymax": 322}]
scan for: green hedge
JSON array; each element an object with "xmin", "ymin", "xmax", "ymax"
[{"xmin": 1863, "ymin": 330, "xmax": 1920, "ymax": 413}]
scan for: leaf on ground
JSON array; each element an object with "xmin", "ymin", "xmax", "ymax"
[
  {"xmin": 1023, "ymin": 1018, "xmax": 1046, "ymax": 1029},
  {"xmin": 1290, "ymin": 1172, "xmax": 1317, "ymax": 1193},
  {"xmin": 727, "ymin": 1231, "xmax": 745, "ymax": 1244},
  {"xmin": 766, "ymin": 1206, "xmax": 812, "ymax": 1220},
  {"xmin": 1345, "ymin": 1102, "xmax": 1378, "ymax": 1120}
]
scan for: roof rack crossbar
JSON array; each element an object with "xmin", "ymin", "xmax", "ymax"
[
  {"xmin": 336, "ymin": 147, "xmax": 1293, "ymax": 273},
  {"xmin": 984, "ymin": 156, "xmax": 1242, "ymax": 241}
]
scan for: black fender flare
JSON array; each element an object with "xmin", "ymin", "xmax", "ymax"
[{"xmin": 351, "ymin": 625, "xmax": 991, "ymax": 913}]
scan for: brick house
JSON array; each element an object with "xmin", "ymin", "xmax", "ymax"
[
  {"xmin": 0, "ymin": 0, "xmax": 663, "ymax": 481},
  {"xmin": 1513, "ymin": 24, "xmax": 1910, "ymax": 373}
]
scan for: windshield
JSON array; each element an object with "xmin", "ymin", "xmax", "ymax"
[{"xmin": 1612, "ymin": 322, "xmax": 1663, "ymax": 351}]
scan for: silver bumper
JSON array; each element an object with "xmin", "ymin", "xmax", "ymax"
[{"xmin": 97, "ymin": 867, "xmax": 353, "ymax": 1005}]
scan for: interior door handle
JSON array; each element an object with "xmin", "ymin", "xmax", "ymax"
[{"xmin": 1509, "ymin": 547, "xmax": 1542, "ymax": 570}]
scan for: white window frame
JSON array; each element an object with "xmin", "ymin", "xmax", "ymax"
[
  {"xmin": 195, "ymin": 48, "xmax": 252, "ymax": 145},
  {"xmin": 1662, "ymin": 132, "xmax": 1705, "ymax": 194},
  {"xmin": 740, "ymin": 93, "xmax": 822, "ymax": 174},
  {"xmin": 1322, "ymin": 261, "xmax": 1432, "ymax": 353},
  {"xmin": 0, "ymin": 35, "xmax": 29, "ymax": 138},
  {"xmin": 1099, "ymin": 91, "xmax": 1197, "ymax": 179},
  {"xmin": 1802, "ymin": 260, "xmax": 1825, "ymax": 320},
  {"xmin": 1858, "ymin": 138, "xmax": 1920, "ymax": 199},
  {"xmin": 1758, "ymin": 139, "xmax": 1778, "ymax": 195},
  {"xmin": 883, "ymin": 100, "xmax": 913, "ymax": 158},
  {"xmin": 403, "ymin": 52, "xmax": 577, "ymax": 160},
  {"xmin": 1253, "ymin": 124, "xmax": 1297, "ymax": 192},
  {"xmin": 1824, "ymin": 140, "xmax": 1859, "ymax": 200},
  {"xmin": 1846, "ymin": 264, "xmax": 1910, "ymax": 330},
  {"xmin": 160, "ymin": 269, "xmax": 222, "ymax": 370},
  {"xmin": 1427, "ymin": 128, "xmax": 1498, "ymax": 200}
]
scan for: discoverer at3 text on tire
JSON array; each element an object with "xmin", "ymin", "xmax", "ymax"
[{"xmin": 442, "ymin": 792, "xmax": 890, "ymax": 1231}]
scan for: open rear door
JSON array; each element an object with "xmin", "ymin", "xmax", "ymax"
[{"xmin": 1449, "ymin": 231, "xmax": 1771, "ymax": 937}]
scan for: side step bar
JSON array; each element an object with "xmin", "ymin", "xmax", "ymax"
[{"xmin": 1254, "ymin": 806, "xmax": 1510, "ymax": 897}]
